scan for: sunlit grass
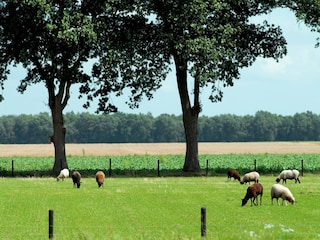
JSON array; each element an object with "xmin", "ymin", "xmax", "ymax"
[{"xmin": 0, "ymin": 175, "xmax": 319, "ymax": 239}]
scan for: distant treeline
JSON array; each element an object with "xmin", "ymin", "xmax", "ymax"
[{"xmin": 0, "ymin": 111, "xmax": 319, "ymax": 144}]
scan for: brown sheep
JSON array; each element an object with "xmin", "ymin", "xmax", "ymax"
[
  {"xmin": 227, "ymin": 168, "xmax": 241, "ymax": 182},
  {"xmin": 242, "ymin": 183, "xmax": 263, "ymax": 206},
  {"xmin": 95, "ymin": 171, "xmax": 105, "ymax": 188},
  {"xmin": 71, "ymin": 171, "xmax": 81, "ymax": 188}
]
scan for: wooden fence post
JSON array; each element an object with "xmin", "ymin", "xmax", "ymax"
[
  {"xmin": 201, "ymin": 207, "xmax": 206, "ymax": 237},
  {"xmin": 109, "ymin": 158, "xmax": 112, "ymax": 177},
  {"xmin": 49, "ymin": 210, "xmax": 54, "ymax": 239},
  {"xmin": 158, "ymin": 160, "xmax": 160, "ymax": 177},
  {"xmin": 206, "ymin": 160, "xmax": 209, "ymax": 176},
  {"xmin": 254, "ymin": 159, "xmax": 257, "ymax": 172},
  {"xmin": 301, "ymin": 159, "xmax": 304, "ymax": 177},
  {"xmin": 11, "ymin": 160, "xmax": 14, "ymax": 177}
]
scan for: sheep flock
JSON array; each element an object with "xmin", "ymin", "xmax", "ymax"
[
  {"xmin": 55, "ymin": 167, "xmax": 299, "ymax": 208},
  {"xmin": 227, "ymin": 168, "xmax": 300, "ymax": 207},
  {"xmin": 56, "ymin": 169, "xmax": 106, "ymax": 189}
]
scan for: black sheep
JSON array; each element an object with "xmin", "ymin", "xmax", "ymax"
[{"xmin": 71, "ymin": 171, "xmax": 81, "ymax": 188}]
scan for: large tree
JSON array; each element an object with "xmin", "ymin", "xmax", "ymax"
[
  {"xmin": 83, "ymin": 1, "xmax": 287, "ymax": 172},
  {"xmin": 0, "ymin": 0, "xmax": 96, "ymax": 173}
]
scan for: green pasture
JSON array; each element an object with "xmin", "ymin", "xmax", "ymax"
[
  {"xmin": 1, "ymin": 153, "xmax": 320, "ymax": 177},
  {"xmin": 0, "ymin": 175, "xmax": 319, "ymax": 239}
]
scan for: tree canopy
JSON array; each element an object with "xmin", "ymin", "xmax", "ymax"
[
  {"xmin": 1, "ymin": 0, "xmax": 320, "ymax": 173},
  {"xmin": 81, "ymin": 1, "xmax": 288, "ymax": 111},
  {"xmin": 284, "ymin": 0, "xmax": 320, "ymax": 46},
  {"xmin": 75, "ymin": 1, "xmax": 289, "ymax": 172},
  {"xmin": 0, "ymin": 0, "xmax": 98, "ymax": 172}
]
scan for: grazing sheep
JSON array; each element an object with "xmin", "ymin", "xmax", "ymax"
[
  {"xmin": 242, "ymin": 183, "xmax": 263, "ymax": 206},
  {"xmin": 95, "ymin": 171, "xmax": 105, "ymax": 188},
  {"xmin": 271, "ymin": 184, "xmax": 295, "ymax": 206},
  {"xmin": 56, "ymin": 168, "xmax": 69, "ymax": 181},
  {"xmin": 71, "ymin": 171, "xmax": 81, "ymax": 188},
  {"xmin": 240, "ymin": 171, "xmax": 260, "ymax": 185},
  {"xmin": 276, "ymin": 169, "xmax": 300, "ymax": 184},
  {"xmin": 227, "ymin": 168, "xmax": 241, "ymax": 182}
]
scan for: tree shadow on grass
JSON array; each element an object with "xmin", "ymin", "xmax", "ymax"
[
  {"xmin": 0, "ymin": 167, "xmax": 315, "ymax": 178},
  {"xmin": 0, "ymin": 168, "xmax": 219, "ymax": 178}
]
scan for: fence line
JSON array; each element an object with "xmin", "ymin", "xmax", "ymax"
[
  {"xmin": 0, "ymin": 217, "xmax": 318, "ymax": 239},
  {"xmin": 2, "ymin": 158, "xmax": 308, "ymax": 177},
  {"xmin": 98, "ymin": 158, "xmax": 305, "ymax": 177},
  {"xmin": 46, "ymin": 208, "xmax": 205, "ymax": 239}
]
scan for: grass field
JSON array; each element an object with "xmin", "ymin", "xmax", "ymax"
[
  {"xmin": 0, "ymin": 175, "xmax": 319, "ymax": 240},
  {"xmin": 0, "ymin": 142, "xmax": 319, "ymax": 239}
]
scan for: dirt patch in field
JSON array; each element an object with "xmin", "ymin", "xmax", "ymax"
[{"xmin": 0, "ymin": 142, "xmax": 320, "ymax": 157}]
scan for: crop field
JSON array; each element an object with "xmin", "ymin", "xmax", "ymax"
[
  {"xmin": 0, "ymin": 142, "xmax": 320, "ymax": 239},
  {"xmin": 1, "ymin": 153, "xmax": 320, "ymax": 177},
  {"xmin": 2, "ymin": 142, "xmax": 320, "ymax": 157},
  {"xmin": 1, "ymin": 142, "xmax": 320, "ymax": 177}
]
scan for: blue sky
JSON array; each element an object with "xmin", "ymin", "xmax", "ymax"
[{"xmin": 1, "ymin": 8, "xmax": 320, "ymax": 117}]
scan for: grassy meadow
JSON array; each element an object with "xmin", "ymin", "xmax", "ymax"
[
  {"xmin": 1, "ymin": 143, "xmax": 320, "ymax": 239},
  {"xmin": 0, "ymin": 175, "xmax": 319, "ymax": 239}
]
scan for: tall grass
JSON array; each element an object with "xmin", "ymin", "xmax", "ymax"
[{"xmin": 0, "ymin": 175, "xmax": 319, "ymax": 239}]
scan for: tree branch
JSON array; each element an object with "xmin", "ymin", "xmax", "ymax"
[{"xmin": 62, "ymin": 81, "xmax": 71, "ymax": 109}]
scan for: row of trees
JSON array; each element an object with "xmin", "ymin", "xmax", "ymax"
[
  {"xmin": 1, "ymin": 1, "xmax": 319, "ymax": 172},
  {"xmin": 1, "ymin": 111, "xmax": 319, "ymax": 144}
]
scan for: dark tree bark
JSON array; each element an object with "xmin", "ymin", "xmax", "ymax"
[
  {"xmin": 174, "ymin": 54, "xmax": 200, "ymax": 172},
  {"xmin": 51, "ymin": 108, "xmax": 68, "ymax": 173},
  {"xmin": 48, "ymin": 78, "xmax": 70, "ymax": 173}
]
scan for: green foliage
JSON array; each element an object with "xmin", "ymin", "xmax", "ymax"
[
  {"xmin": 0, "ymin": 0, "xmax": 95, "ymax": 88},
  {"xmin": 1, "ymin": 154, "xmax": 320, "ymax": 177},
  {"xmin": 79, "ymin": 0, "xmax": 288, "ymax": 113},
  {"xmin": 2, "ymin": 111, "xmax": 320, "ymax": 143},
  {"xmin": 0, "ymin": 176, "xmax": 319, "ymax": 239},
  {"xmin": 285, "ymin": 0, "xmax": 320, "ymax": 34},
  {"xmin": 0, "ymin": 0, "xmax": 103, "ymax": 170}
]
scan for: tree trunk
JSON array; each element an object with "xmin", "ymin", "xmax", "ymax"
[
  {"xmin": 51, "ymin": 104, "xmax": 68, "ymax": 174},
  {"xmin": 182, "ymin": 108, "xmax": 200, "ymax": 172},
  {"xmin": 174, "ymin": 55, "xmax": 200, "ymax": 172},
  {"xmin": 47, "ymin": 77, "xmax": 70, "ymax": 174}
]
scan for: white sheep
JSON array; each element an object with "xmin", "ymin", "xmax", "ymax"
[
  {"xmin": 270, "ymin": 184, "xmax": 295, "ymax": 206},
  {"xmin": 240, "ymin": 171, "xmax": 260, "ymax": 185},
  {"xmin": 276, "ymin": 169, "xmax": 300, "ymax": 184},
  {"xmin": 56, "ymin": 168, "xmax": 69, "ymax": 181}
]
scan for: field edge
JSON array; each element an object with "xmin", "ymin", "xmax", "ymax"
[{"xmin": 0, "ymin": 141, "xmax": 320, "ymax": 157}]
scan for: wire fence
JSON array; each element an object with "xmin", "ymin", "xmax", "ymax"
[
  {"xmin": 1, "ymin": 208, "xmax": 319, "ymax": 239},
  {"xmin": 0, "ymin": 157, "xmax": 308, "ymax": 178}
]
